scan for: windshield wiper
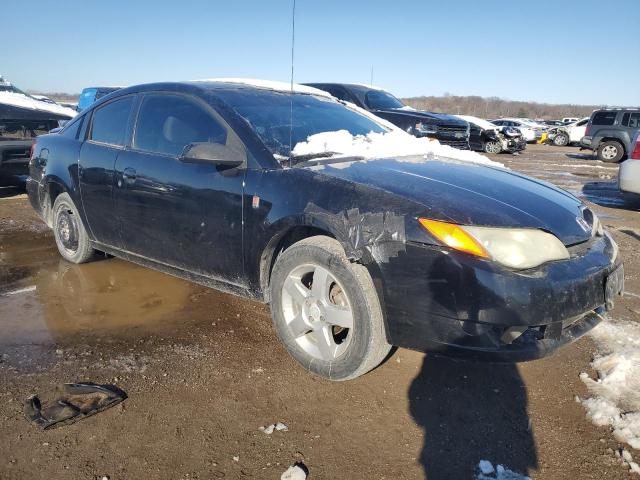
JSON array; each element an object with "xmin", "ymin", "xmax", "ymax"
[{"xmin": 291, "ymin": 153, "xmax": 365, "ymax": 168}]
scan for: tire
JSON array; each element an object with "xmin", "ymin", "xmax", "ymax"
[
  {"xmin": 597, "ymin": 140, "xmax": 624, "ymax": 163},
  {"xmin": 484, "ymin": 141, "xmax": 502, "ymax": 154},
  {"xmin": 553, "ymin": 132, "xmax": 570, "ymax": 147},
  {"xmin": 270, "ymin": 236, "xmax": 391, "ymax": 381},
  {"xmin": 52, "ymin": 192, "xmax": 95, "ymax": 263}
]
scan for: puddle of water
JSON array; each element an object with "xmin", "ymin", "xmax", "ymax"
[{"xmin": 0, "ymin": 233, "xmax": 263, "ymax": 348}]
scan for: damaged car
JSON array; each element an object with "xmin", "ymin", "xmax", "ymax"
[
  {"xmin": 28, "ymin": 79, "xmax": 623, "ymax": 380},
  {"xmin": 456, "ymin": 115, "xmax": 526, "ymax": 154},
  {"xmin": 546, "ymin": 117, "xmax": 589, "ymax": 147}
]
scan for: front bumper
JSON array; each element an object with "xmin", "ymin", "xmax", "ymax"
[{"xmin": 377, "ymin": 233, "xmax": 621, "ymax": 362}]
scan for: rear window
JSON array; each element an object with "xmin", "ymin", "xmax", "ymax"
[
  {"xmin": 90, "ymin": 97, "xmax": 133, "ymax": 146},
  {"xmin": 623, "ymin": 112, "xmax": 640, "ymax": 128},
  {"xmin": 592, "ymin": 111, "xmax": 617, "ymax": 126},
  {"xmin": 60, "ymin": 115, "xmax": 84, "ymax": 139},
  {"xmin": 364, "ymin": 90, "xmax": 405, "ymax": 110}
]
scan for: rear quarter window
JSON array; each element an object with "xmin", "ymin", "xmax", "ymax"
[
  {"xmin": 592, "ymin": 111, "xmax": 617, "ymax": 126},
  {"xmin": 60, "ymin": 115, "xmax": 84, "ymax": 139},
  {"xmin": 623, "ymin": 112, "xmax": 640, "ymax": 128},
  {"xmin": 89, "ymin": 97, "xmax": 134, "ymax": 146}
]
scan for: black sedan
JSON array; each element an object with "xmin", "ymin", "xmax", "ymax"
[
  {"xmin": 456, "ymin": 115, "xmax": 527, "ymax": 154},
  {"xmin": 27, "ymin": 80, "xmax": 623, "ymax": 380},
  {"xmin": 304, "ymin": 83, "xmax": 471, "ymax": 150}
]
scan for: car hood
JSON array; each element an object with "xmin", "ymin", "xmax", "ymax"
[
  {"xmin": 373, "ymin": 108, "xmax": 468, "ymax": 126},
  {"xmin": 312, "ymin": 157, "xmax": 591, "ymax": 245}
]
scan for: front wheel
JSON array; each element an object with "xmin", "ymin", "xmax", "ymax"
[
  {"xmin": 269, "ymin": 236, "xmax": 391, "ymax": 380},
  {"xmin": 597, "ymin": 140, "xmax": 624, "ymax": 163},
  {"xmin": 553, "ymin": 132, "xmax": 570, "ymax": 147},
  {"xmin": 52, "ymin": 193, "xmax": 95, "ymax": 263},
  {"xmin": 484, "ymin": 141, "xmax": 502, "ymax": 154}
]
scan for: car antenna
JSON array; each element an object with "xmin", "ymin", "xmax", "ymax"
[{"xmin": 288, "ymin": 0, "xmax": 296, "ymax": 168}]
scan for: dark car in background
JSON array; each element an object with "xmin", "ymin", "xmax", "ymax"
[
  {"xmin": 0, "ymin": 75, "xmax": 75, "ymax": 186},
  {"xmin": 78, "ymin": 86, "xmax": 122, "ymax": 111},
  {"xmin": 456, "ymin": 115, "xmax": 526, "ymax": 154},
  {"xmin": 304, "ymin": 83, "xmax": 470, "ymax": 149},
  {"xmin": 28, "ymin": 80, "xmax": 622, "ymax": 381},
  {"xmin": 582, "ymin": 108, "xmax": 640, "ymax": 162}
]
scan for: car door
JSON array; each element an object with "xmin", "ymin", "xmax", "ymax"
[
  {"xmin": 79, "ymin": 95, "xmax": 136, "ymax": 248},
  {"xmin": 114, "ymin": 92, "xmax": 246, "ymax": 284}
]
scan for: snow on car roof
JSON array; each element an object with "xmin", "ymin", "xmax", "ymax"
[
  {"xmin": 456, "ymin": 115, "xmax": 497, "ymax": 131},
  {"xmin": 0, "ymin": 91, "xmax": 77, "ymax": 118},
  {"xmin": 191, "ymin": 78, "xmax": 331, "ymax": 97}
]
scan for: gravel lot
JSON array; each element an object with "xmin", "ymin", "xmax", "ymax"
[{"xmin": 0, "ymin": 144, "xmax": 639, "ymax": 480}]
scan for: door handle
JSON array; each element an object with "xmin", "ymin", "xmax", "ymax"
[{"xmin": 122, "ymin": 167, "xmax": 137, "ymax": 185}]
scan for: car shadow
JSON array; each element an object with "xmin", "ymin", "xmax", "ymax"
[
  {"xmin": 409, "ymin": 354, "xmax": 536, "ymax": 479},
  {"xmin": 582, "ymin": 180, "xmax": 640, "ymax": 210},
  {"xmin": 565, "ymin": 152, "xmax": 598, "ymax": 161}
]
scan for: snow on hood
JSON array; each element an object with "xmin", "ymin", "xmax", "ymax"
[
  {"xmin": 191, "ymin": 78, "xmax": 331, "ymax": 98},
  {"xmin": 0, "ymin": 91, "xmax": 77, "ymax": 118},
  {"xmin": 579, "ymin": 317, "xmax": 640, "ymax": 452},
  {"xmin": 456, "ymin": 115, "xmax": 498, "ymax": 131},
  {"xmin": 291, "ymin": 129, "xmax": 505, "ymax": 169}
]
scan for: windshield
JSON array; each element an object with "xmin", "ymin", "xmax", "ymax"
[
  {"xmin": 364, "ymin": 90, "xmax": 405, "ymax": 110},
  {"xmin": 218, "ymin": 90, "xmax": 387, "ymax": 158}
]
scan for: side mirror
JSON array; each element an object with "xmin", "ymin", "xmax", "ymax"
[{"xmin": 179, "ymin": 142, "xmax": 245, "ymax": 167}]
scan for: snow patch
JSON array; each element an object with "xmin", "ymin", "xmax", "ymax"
[
  {"xmin": 281, "ymin": 464, "xmax": 307, "ymax": 480},
  {"xmin": 579, "ymin": 318, "xmax": 640, "ymax": 450},
  {"xmin": 291, "ymin": 129, "xmax": 505, "ymax": 169},
  {"xmin": 476, "ymin": 461, "xmax": 530, "ymax": 480},
  {"xmin": 0, "ymin": 91, "xmax": 76, "ymax": 118},
  {"xmin": 191, "ymin": 78, "xmax": 331, "ymax": 97}
]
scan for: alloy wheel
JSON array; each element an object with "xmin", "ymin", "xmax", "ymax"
[{"xmin": 281, "ymin": 263, "xmax": 354, "ymax": 361}]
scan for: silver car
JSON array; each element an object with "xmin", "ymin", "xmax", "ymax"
[{"xmin": 618, "ymin": 130, "xmax": 640, "ymax": 194}]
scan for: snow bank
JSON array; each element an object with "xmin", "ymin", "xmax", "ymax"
[
  {"xmin": 0, "ymin": 91, "xmax": 77, "ymax": 118},
  {"xmin": 191, "ymin": 78, "xmax": 330, "ymax": 97},
  {"xmin": 476, "ymin": 460, "xmax": 530, "ymax": 480},
  {"xmin": 291, "ymin": 129, "xmax": 505, "ymax": 169},
  {"xmin": 579, "ymin": 318, "xmax": 640, "ymax": 450}
]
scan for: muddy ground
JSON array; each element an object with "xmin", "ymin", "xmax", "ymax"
[{"xmin": 0, "ymin": 144, "xmax": 639, "ymax": 480}]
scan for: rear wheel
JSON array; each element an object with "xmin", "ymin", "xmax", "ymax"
[
  {"xmin": 597, "ymin": 140, "xmax": 624, "ymax": 163},
  {"xmin": 553, "ymin": 132, "xmax": 570, "ymax": 147},
  {"xmin": 484, "ymin": 141, "xmax": 502, "ymax": 154},
  {"xmin": 52, "ymin": 193, "xmax": 95, "ymax": 264},
  {"xmin": 270, "ymin": 236, "xmax": 391, "ymax": 380}
]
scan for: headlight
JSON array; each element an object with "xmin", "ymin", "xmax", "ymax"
[
  {"xmin": 419, "ymin": 218, "xmax": 570, "ymax": 269},
  {"xmin": 415, "ymin": 122, "xmax": 438, "ymax": 134}
]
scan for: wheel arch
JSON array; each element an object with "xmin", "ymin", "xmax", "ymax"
[
  {"xmin": 42, "ymin": 176, "xmax": 70, "ymax": 227},
  {"xmin": 599, "ymin": 136, "xmax": 627, "ymax": 155},
  {"xmin": 259, "ymin": 221, "xmax": 341, "ymax": 303},
  {"xmin": 257, "ymin": 216, "xmax": 392, "ymax": 342}
]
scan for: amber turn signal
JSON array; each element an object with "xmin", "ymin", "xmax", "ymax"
[{"xmin": 418, "ymin": 218, "xmax": 489, "ymax": 258}]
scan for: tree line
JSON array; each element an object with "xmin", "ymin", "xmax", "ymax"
[{"xmin": 401, "ymin": 94, "xmax": 604, "ymax": 120}]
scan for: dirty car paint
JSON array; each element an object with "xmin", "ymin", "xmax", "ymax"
[{"xmin": 26, "ymin": 81, "xmax": 622, "ymax": 361}]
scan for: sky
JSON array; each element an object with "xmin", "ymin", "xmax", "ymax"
[{"xmin": 2, "ymin": 0, "xmax": 639, "ymax": 105}]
